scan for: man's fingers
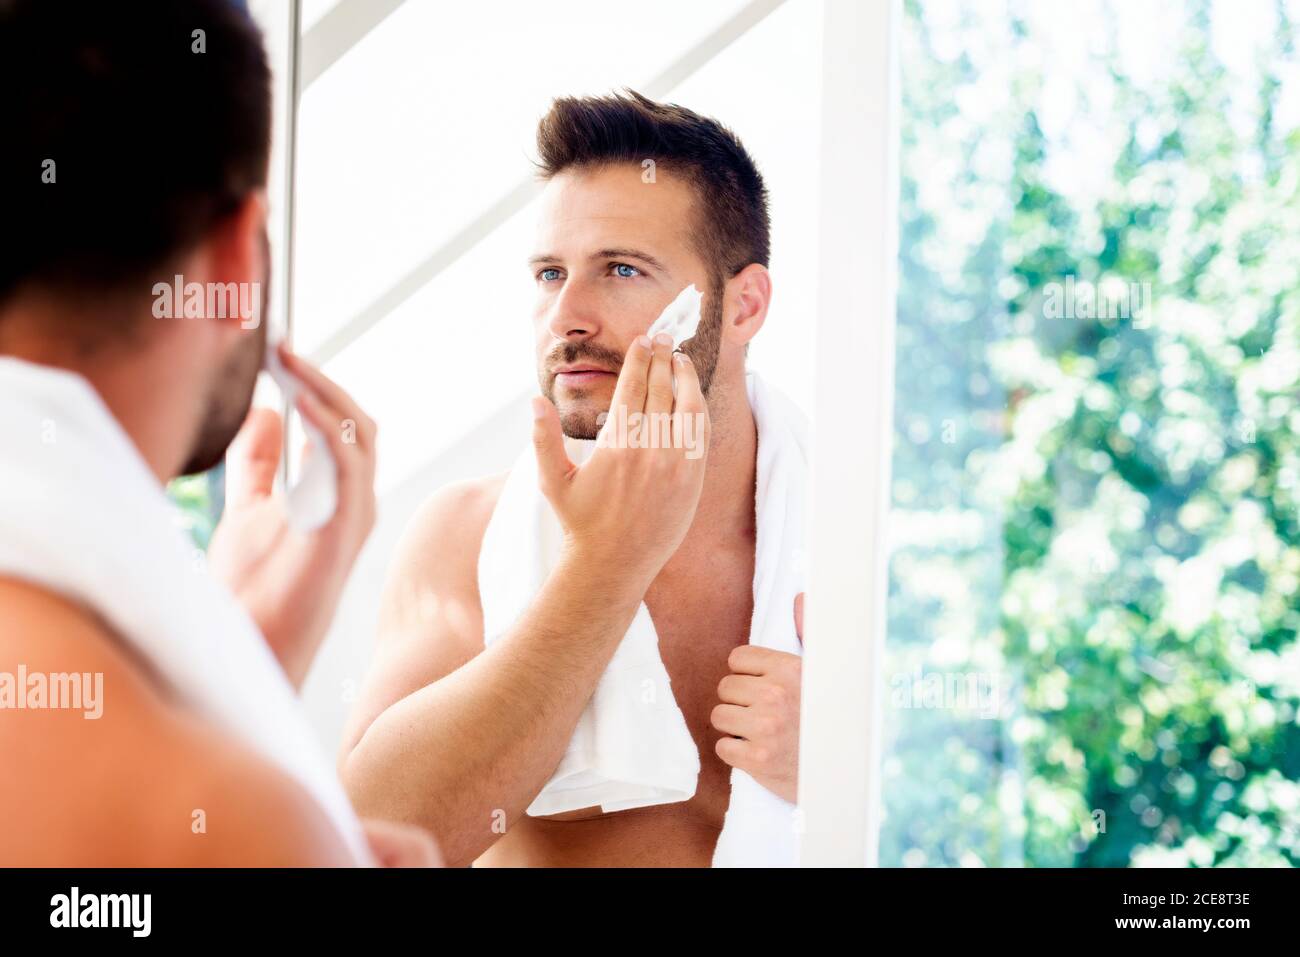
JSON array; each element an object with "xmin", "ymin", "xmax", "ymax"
[
  {"xmin": 295, "ymin": 389, "xmax": 369, "ymax": 505},
  {"xmin": 794, "ymin": 592, "xmax": 805, "ymax": 646},
  {"xmin": 668, "ymin": 351, "xmax": 710, "ymax": 459},
  {"xmin": 607, "ymin": 334, "xmax": 652, "ymax": 420},
  {"xmin": 726, "ymin": 643, "xmax": 791, "ymax": 677},
  {"xmin": 278, "ymin": 343, "xmax": 377, "ymax": 448},
  {"xmin": 710, "ymin": 702, "xmax": 758, "ymax": 738},
  {"xmin": 717, "ymin": 673, "xmax": 762, "ymax": 706},
  {"xmin": 531, "ymin": 397, "xmax": 575, "ymax": 496},
  {"xmin": 361, "ymin": 819, "xmax": 442, "ymax": 868},
  {"xmin": 644, "ymin": 333, "xmax": 675, "ymax": 416},
  {"xmin": 224, "ymin": 406, "xmax": 283, "ymax": 508},
  {"xmin": 715, "ymin": 735, "xmax": 756, "ymax": 772},
  {"xmin": 670, "ymin": 348, "xmax": 704, "ymax": 413}
]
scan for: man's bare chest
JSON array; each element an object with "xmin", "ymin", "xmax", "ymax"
[
  {"xmin": 645, "ymin": 553, "xmax": 754, "ymax": 796},
  {"xmin": 489, "ymin": 552, "xmax": 757, "ymax": 863}
]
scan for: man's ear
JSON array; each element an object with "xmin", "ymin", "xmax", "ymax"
[
  {"xmin": 203, "ymin": 191, "xmax": 269, "ymax": 327},
  {"xmin": 721, "ymin": 263, "xmax": 771, "ymax": 348}
]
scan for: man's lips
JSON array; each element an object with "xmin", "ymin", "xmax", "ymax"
[{"xmin": 553, "ymin": 363, "xmax": 617, "ymax": 387}]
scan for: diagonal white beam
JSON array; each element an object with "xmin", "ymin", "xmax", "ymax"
[
  {"xmin": 306, "ymin": 0, "xmax": 791, "ymax": 364},
  {"xmin": 301, "ymin": 0, "xmax": 409, "ymax": 89}
]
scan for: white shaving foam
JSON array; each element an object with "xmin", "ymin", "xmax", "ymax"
[{"xmin": 646, "ymin": 284, "xmax": 703, "ymax": 349}]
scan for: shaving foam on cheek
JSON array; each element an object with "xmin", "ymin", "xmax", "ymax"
[
  {"xmin": 263, "ymin": 337, "xmax": 338, "ymax": 532},
  {"xmin": 646, "ymin": 284, "xmax": 703, "ymax": 350}
]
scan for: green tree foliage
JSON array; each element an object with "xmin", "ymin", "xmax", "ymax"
[
  {"xmin": 168, "ymin": 466, "xmax": 224, "ymax": 551},
  {"xmin": 883, "ymin": 0, "xmax": 1299, "ymax": 866}
]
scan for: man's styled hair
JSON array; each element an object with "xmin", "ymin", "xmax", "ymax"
[
  {"xmin": 535, "ymin": 90, "xmax": 771, "ymax": 286},
  {"xmin": 0, "ymin": 0, "xmax": 272, "ymax": 311}
]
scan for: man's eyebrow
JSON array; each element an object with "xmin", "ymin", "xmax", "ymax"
[
  {"xmin": 527, "ymin": 248, "xmax": 671, "ymax": 273},
  {"xmin": 593, "ymin": 247, "xmax": 669, "ymax": 273}
]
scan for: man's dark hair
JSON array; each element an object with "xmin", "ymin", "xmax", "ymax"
[
  {"xmin": 535, "ymin": 90, "xmax": 770, "ymax": 285},
  {"xmin": 0, "ymin": 0, "xmax": 272, "ymax": 309}
]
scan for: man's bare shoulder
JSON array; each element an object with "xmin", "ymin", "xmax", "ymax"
[
  {"xmin": 402, "ymin": 471, "xmax": 510, "ymax": 558},
  {"xmin": 0, "ymin": 577, "xmax": 352, "ymax": 866},
  {"xmin": 383, "ymin": 471, "xmax": 510, "ymax": 597},
  {"xmin": 340, "ymin": 472, "xmax": 512, "ymax": 762},
  {"xmin": 387, "ymin": 470, "xmax": 510, "ymax": 613}
]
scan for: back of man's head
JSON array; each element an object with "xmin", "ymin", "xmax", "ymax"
[{"xmin": 0, "ymin": 0, "xmax": 271, "ymax": 335}]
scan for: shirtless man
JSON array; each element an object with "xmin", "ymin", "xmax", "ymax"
[
  {"xmin": 341, "ymin": 92, "xmax": 805, "ymax": 866},
  {"xmin": 0, "ymin": 0, "xmax": 432, "ymax": 866}
]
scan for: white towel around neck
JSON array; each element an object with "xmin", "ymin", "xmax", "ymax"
[
  {"xmin": 0, "ymin": 357, "xmax": 370, "ymax": 865},
  {"xmin": 478, "ymin": 371, "xmax": 807, "ymax": 866}
]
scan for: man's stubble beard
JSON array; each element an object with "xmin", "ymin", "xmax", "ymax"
[
  {"xmin": 180, "ymin": 317, "xmax": 266, "ymax": 475},
  {"xmin": 539, "ymin": 282, "xmax": 724, "ymax": 441},
  {"xmin": 179, "ymin": 233, "xmax": 271, "ymax": 476}
]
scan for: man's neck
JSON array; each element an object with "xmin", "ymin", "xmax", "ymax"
[
  {"xmin": 0, "ymin": 306, "xmax": 189, "ymax": 484},
  {"xmin": 666, "ymin": 366, "xmax": 757, "ymax": 568}
]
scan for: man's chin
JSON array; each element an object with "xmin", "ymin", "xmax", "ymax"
[
  {"xmin": 557, "ymin": 401, "xmax": 608, "ymax": 441},
  {"xmin": 178, "ymin": 451, "xmax": 224, "ymax": 478},
  {"xmin": 178, "ymin": 416, "xmax": 245, "ymax": 477},
  {"xmin": 178, "ymin": 380, "xmax": 258, "ymax": 476}
]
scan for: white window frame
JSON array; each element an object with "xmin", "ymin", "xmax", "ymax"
[{"xmin": 798, "ymin": 0, "xmax": 897, "ymax": 868}]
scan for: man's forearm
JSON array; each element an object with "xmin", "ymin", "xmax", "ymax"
[{"xmin": 342, "ymin": 546, "xmax": 648, "ymax": 866}]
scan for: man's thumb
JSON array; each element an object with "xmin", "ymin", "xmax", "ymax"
[
  {"xmin": 225, "ymin": 406, "xmax": 283, "ymax": 507},
  {"xmin": 531, "ymin": 397, "xmax": 574, "ymax": 493},
  {"xmin": 794, "ymin": 592, "xmax": 805, "ymax": 646}
]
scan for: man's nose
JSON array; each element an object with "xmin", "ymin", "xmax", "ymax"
[{"xmin": 545, "ymin": 278, "xmax": 602, "ymax": 343}]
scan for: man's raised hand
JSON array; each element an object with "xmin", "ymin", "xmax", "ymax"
[{"xmin": 530, "ymin": 332, "xmax": 710, "ymax": 589}]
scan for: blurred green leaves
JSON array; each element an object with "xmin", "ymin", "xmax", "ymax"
[
  {"xmin": 884, "ymin": 0, "xmax": 1299, "ymax": 867},
  {"xmin": 167, "ymin": 465, "xmax": 223, "ymax": 551}
]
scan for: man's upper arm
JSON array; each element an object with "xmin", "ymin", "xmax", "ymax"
[
  {"xmin": 338, "ymin": 474, "xmax": 506, "ymax": 762},
  {"xmin": 0, "ymin": 578, "xmax": 354, "ymax": 867}
]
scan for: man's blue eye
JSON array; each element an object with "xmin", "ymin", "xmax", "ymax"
[
  {"xmin": 613, "ymin": 263, "xmax": 640, "ymax": 278},
  {"xmin": 539, "ymin": 268, "xmax": 561, "ymax": 282}
]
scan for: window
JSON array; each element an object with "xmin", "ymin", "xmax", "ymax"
[{"xmin": 883, "ymin": 0, "xmax": 1300, "ymax": 867}]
